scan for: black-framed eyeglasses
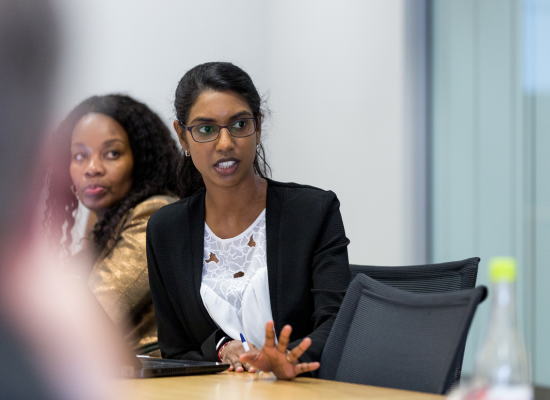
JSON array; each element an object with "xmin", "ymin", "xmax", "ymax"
[{"xmin": 180, "ymin": 117, "xmax": 258, "ymax": 143}]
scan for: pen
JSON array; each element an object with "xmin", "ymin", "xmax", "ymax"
[{"xmin": 240, "ymin": 333, "xmax": 250, "ymax": 352}]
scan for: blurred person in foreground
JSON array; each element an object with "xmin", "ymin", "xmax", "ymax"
[
  {"xmin": 0, "ymin": 1, "xmax": 127, "ymax": 399},
  {"xmin": 45, "ymin": 95, "xmax": 180, "ymax": 356}
]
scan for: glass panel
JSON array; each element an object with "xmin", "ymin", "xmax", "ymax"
[
  {"xmin": 524, "ymin": 0, "xmax": 550, "ymax": 385},
  {"xmin": 430, "ymin": 0, "xmax": 550, "ymax": 386}
]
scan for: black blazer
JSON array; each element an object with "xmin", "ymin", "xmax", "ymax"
[{"xmin": 146, "ymin": 179, "xmax": 350, "ymax": 364}]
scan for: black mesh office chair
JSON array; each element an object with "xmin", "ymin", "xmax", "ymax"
[
  {"xmin": 349, "ymin": 257, "xmax": 480, "ymax": 292},
  {"xmin": 348, "ymin": 257, "xmax": 480, "ymax": 386},
  {"xmin": 319, "ymin": 274, "xmax": 487, "ymax": 394}
]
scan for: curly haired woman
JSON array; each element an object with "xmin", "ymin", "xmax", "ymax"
[{"xmin": 45, "ymin": 94, "xmax": 180, "ymax": 356}]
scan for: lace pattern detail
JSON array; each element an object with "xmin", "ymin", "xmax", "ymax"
[{"xmin": 202, "ymin": 210, "xmax": 267, "ymax": 311}]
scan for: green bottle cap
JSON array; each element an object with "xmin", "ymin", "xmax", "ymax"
[{"xmin": 489, "ymin": 257, "xmax": 516, "ymax": 283}]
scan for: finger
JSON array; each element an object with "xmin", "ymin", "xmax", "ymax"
[
  {"xmin": 288, "ymin": 337, "xmax": 312, "ymax": 361},
  {"xmin": 294, "ymin": 362, "xmax": 320, "ymax": 375},
  {"xmin": 239, "ymin": 350, "xmax": 260, "ymax": 365},
  {"xmin": 239, "ymin": 352, "xmax": 258, "ymax": 373},
  {"xmin": 229, "ymin": 356, "xmax": 244, "ymax": 372},
  {"xmin": 233, "ymin": 361, "xmax": 244, "ymax": 372},
  {"xmin": 277, "ymin": 325, "xmax": 292, "ymax": 353},
  {"xmin": 243, "ymin": 362, "xmax": 256, "ymax": 373},
  {"xmin": 222, "ymin": 354, "xmax": 234, "ymax": 370},
  {"xmin": 264, "ymin": 321, "xmax": 276, "ymax": 348},
  {"xmin": 239, "ymin": 350, "xmax": 263, "ymax": 372}
]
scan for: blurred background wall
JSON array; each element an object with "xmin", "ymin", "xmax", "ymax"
[{"xmin": 52, "ymin": 0, "xmax": 429, "ymax": 266}]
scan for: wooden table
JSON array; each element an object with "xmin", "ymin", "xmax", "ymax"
[{"xmin": 116, "ymin": 371, "xmax": 445, "ymax": 400}]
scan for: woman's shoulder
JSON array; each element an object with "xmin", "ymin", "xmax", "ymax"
[
  {"xmin": 267, "ymin": 179, "xmax": 338, "ymax": 205},
  {"xmin": 99, "ymin": 195, "xmax": 180, "ymax": 258},
  {"xmin": 126, "ymin": 194, "xmax": 180, "ymax": 224},
  {"xmin": 147, "ymin": 189, "xmax": 204, "ymax": 230}
]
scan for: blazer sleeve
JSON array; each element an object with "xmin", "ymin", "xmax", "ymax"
[
  {"xmin": 88, "ymin": 206, "xmax": 152, "ymax": 334},
  {"xmin": 146, "ymin": 223, "xmax": 228, "ymax": 361},
  {"xmin": 288, "ymin": 192, "xmax": 351, "ymax": 364},
  {"xmin": 88, "ymin": 196, "xmax": 176, "ymax": 350}
]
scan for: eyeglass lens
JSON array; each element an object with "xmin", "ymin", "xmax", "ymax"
[{"xmin": 191, "ymin": 119, "xmax": 256, "ymax": 142}]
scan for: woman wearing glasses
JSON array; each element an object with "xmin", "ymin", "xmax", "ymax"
[{"xmin": 147, "ymin": 62, "xmax": 350, "ymax": 379}]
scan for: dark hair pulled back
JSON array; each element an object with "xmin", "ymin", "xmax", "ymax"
[
  {"xmin": 45, "ymin": 94, "xmax": 180, "ymax": 256},
  {"xmin": 174, "ymin": 62, "xmax": 271, "ymax": 198}
]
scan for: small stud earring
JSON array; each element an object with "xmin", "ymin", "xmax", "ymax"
[
  {"xmin": 184, "ymin": 150, "xmax": 190, "ymax": 157},
  {"xmin": 70, "ymin": 185, "xmax": 79, "ymax": 199}
]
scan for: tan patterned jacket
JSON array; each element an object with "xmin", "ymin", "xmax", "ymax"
[{"xmin": 87, "ymin": 194, "xmax": 178, "ymax": 355}]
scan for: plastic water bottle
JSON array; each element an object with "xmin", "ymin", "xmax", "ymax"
[
  {"xmin": 447, "ymin": 257, "xmax": 532, "ymax": 400},
  {"xmin": 471, "ymin": 257, "xmax": 533, "ymax": 399}
]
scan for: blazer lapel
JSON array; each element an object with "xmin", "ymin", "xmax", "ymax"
[
  {"xmin": 266, "ymin": 179, "xmax": 282, "ymax": 335},
  {"xmin": 187, "ymin": 189, "xmax": 219, "ymax": 333}
]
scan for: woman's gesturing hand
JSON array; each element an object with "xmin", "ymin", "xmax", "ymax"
[
  {"xmin": 220, "ymin": 340, "xmax": 258, "ymax": 372},
  {"xmin": 239, "ymin": 321, "xmax": 320, "ymax": 380}
]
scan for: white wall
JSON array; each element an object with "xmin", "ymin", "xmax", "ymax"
[{"xmin": 53, "ymin": 0, "xmax": 426, "ymax": 266}]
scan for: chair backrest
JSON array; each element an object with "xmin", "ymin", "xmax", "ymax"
[
  {"xmin": 348, "ymin": 257, "xmax": 480, "ymax": 386},
  {"xmin": 319, "ymin": 274, "xmax": 487, "ymax": 394},
  {"xmin": 349, "ymin": 257, "xmax": 480, "ymax": 292}
]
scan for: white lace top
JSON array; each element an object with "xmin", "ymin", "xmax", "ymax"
[{"xmin": 200, "ymin": 209, "xmax": 273, "ymax": 348}]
